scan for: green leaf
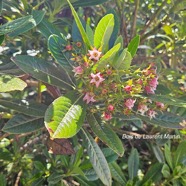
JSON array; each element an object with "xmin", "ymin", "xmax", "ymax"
[
  {"xmin": 128, "ymin": 148, "xmax": 139, "ymax": 179},
  {"xmin": 86, "ymin": 24, "xmax": 94, "ymax": 46},
  {"xmin": 164, "ymin": 144, "xmax": 173, "ymax": 170},
  {"xmin": 148, "ymin": 95, "xmax": 186, "ymax": 108},
  {"xmin": 0, "ymin": 35, "xmax": 4, "ymax": 45},
  {"xmin": 12, "ymin": 55, "xmax": 73, "ymax": 90},
  {"xmin": 47, "ymin": 172, "xmax": 63, "ymax": 184},
  {"xmin": 161, "ymin": 164, "xmax": 170, "ymax": 178},
  {"xmin": 137, "ymin": 111, "xmax": 186, "ymax": 129},
  {"xmin": 8, "ymin": 10, "xmax": 45, "ymax": 37},
  {"xmin": 109, "ymin": 162, "xmax": 126, "ymax": 185},
  {"xmin": 0, "ymin": 0, "xmax": 2, "ymax": 15},
  {"xmin": 67, "ymin": 0, "xmax": 91, "ymax": 48},
  {"xmin": 102, "ymin": 148, "xmax": 118, "ymax": 163},
  {"xmin": 0, "ymin": 174, "xmax": 6, "ymax": 186},
  {"xmin": 0, "ymin": 98, "xmax": 47, "ymax": 117},
  {"xmin": 94, "ymin": 14, "xmax": 114, "ymax": 49},
  {"xmin": 70, "ymin": 0, "xmax": 110, "ymax": 7},
  {"xmin": 2, "ymin": 114, "xmax": 44, "ymax": 134},
  {"xmin": 127, "ymin": 35, "xmax": 140, "ymax": 57},
  {"xmin": 48, "ymin": 34, "xmax": 72, "ymax": 69},
  {"xmin": 152, "ymin": 145, "xmax": 165, "ymax": 163},
  {"xmin": 113, "ymin": 48, "xmax": 132, "ymax": 70},
  {"xmin": 37, "ymin": 18, "xmax": 61, "ymax": 38},
  {"xmin": 140, "ymin": 163, "xmax": 163, "ymax": 185},
  {"xmin": 44, "ymin": 94, "xmax": 86, "ymax": 138},
  {"xmin": 174, "ymin": 141, "xmax": 186, "ymax": 167},
  {"xmin": 95, "ymin": 43, "xmax": 121, "ymax": 70},
  {"xmin": 81, "ymin": 129, "xmax": 112, "ymax": 186},
  {"xmin": 0, "ymin": 15, "xmax": 32, "ymax": 35},
  {"xmin": 0, "ymin": 75, "xmax": 27, "ymax": 92},
  {"xmin": 87, "ymin": 113, "xmax": 124, "ymax": 156}
]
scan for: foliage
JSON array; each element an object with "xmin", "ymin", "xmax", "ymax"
[{"xmin": 0, "ymin": 0, "xmax": 186, "ymax": 185}]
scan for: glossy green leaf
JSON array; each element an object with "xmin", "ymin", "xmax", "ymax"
[
  {"xmin": 2, "ymin": 114, "xmax": 44, "ymax": 134},
  {"xmin": 109, "ymin": 162, "xmax": 126, "ymax": 185},
  {"xmin": 0, "ymin": 35, "xmax": 4, "ymax": 45},
  {"xmin": 140, "ymin": 163, "xmax": 163, "ymax": 185},
  {"xmin": 48, "ymin": 34, "xmax": 72, "ymax": 69},
  {"xmin": 174, "ymin": 141, "xmax": 186, "ymax": 167},
  {"xmin": 0, "ymin": 98, "xmax": 47, "ymax": 117},
  {"xmin": 67, "ymin": 0, "xmax": 91, "ymax": 48},
  {"xmin": 9, "ymin": 10, "xmax": 45, "ymax": 37},
  {"xmin": 149, "ymin": 95, "xmax": 186, "ymax": 108},
  {"xmin": 137, "ymin": 111, "xmax": 186, "ymax": 129},
  {"xmin": 37, "ymin": 18, "xmax": 61, "ymax": 38},
  {"xmin": 86, "ymin": 24, "xmax": 94, "ymax": 46},
  {"xmin": 95, "ymin": 43, "xmax": 121, "ymax": 70},
  {"xmin": 0, "ymin": 75, "xmax": 27, "ymax": 92},
  {"xmin": 113, "ymin": 48, "xmax": 132, "ymax": 70},
  {"xmin": 94, "ymin": 14, "xmax": 114, "ymax": 49},
  {"xmin": 87, "ymin": 113, "xmax": 124, "ymax": 156},
  {"xmin": 164, "ymin": 144, "xmax": 173, "ymax": 170},
  {"xmin": 128, "ymin": 148, "xmax": 139, "ymax": 179},
  {"xmin": 12, "ymin": 55, "xmax": 73, "ymax": 90},
  {"xmin": 45, "ymin": 95, "xmax": 86, "ymax": 138},
  {"xmin": 127, "ymin": 35, "xmax": 140, "ymax": 57},
  {"xmin": 0, "ymin": 15, "xmax": 32, "ymax": 35},
  {"xmin": 81, "ymin": 129, "xmax": 112, "ymax": 186}
]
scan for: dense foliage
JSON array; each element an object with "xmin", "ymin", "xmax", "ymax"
[{"xmin": 0, "ymin": 0, "xmax": 186, "ymax": 185}]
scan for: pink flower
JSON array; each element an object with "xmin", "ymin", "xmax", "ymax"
[
  {"xmin": 145, "ymin": 86, "xmax": 155, "ymax": 94},
  {"xmin": 72, "ymin": 66, "xmax": 83, "ymax": 76},
  {"xmin": 137, "ymin": 104, "xmax": 148, "ymax": 115},
  {"xmin": 147, "ymin": 110, "xmax": 157, "ymax": 119},
  {"xmin": 124, "ymin": 85, "xmax": 132, "ymax": 93},
  {"xmin": 88, "ymin": 48, "xmax": 102, "ymax": 61},
  {"xmin": 149, "ymin": 77, "xmax": 158, "ymax": 89},
  {"xmin": 90, "ymin": 72, "xmax": 105, "ymax": 88},
  {"xmin": 103, "ymin": 112, "xmax": 112, "ymax": 121},
  {"xmin": 124, "ymin": 99, "xmax": 136, "ymax": 110},
  {"xmin": 156, "ymin": 102, "xmax": 165, "ymax": 109},
  {"xmin": 65, "ymin": 45, "xmax": 73, "ymax": 51},
  {"xmin": 83, "ymin": 92, "xmax": 96, "ymax": 104},
  {"xmin": 107, "ymin": 105, "xmax": 114, "ymax": 112}
]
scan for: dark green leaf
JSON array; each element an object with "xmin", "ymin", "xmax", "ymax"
[
  {"xmin": 81, "ymin": 129, "xmax": 112, "ymax": 186},
  {"xmin": 44, "ymin": 94, "xmax": 86, "ymax": 138},
  {"xmin": 0, "ymin": 98, "xmax": 47, "ymax": 117},
  {"xmin": 0, "ymin": 75, "xmax": 27, "ymax": 92},
  {"xmin": 128, "ymin": 148, "xmax": 139, "ymax": 179},
  {"xmin": 2, "ymin": 114, "xmax": 44, "ymax": 134},
  {"xmin": 48, "ymin": 34, "xmax": 72, "ymax": 69},
  {"xmin": 109, "ymin": 162, "xmax": 126, "ymax": 185},
  {"xmin": 174, "ymin": 141, "xmax": 186, "ymax": 167},
  {"xmin": 47, "ymin": 172, "xmax": 63, "ymax": 184},
  {"xmin": 164, "ymin": 144, "xmax": 173, "ymax": 170},
  {"xmin": 12, "ymin": 55, "xmax": 74, "ymax": 90},
  {"xmin": 37, "ymin": 18, "xmax": 61, "ymax": 38},
  {"xmin": 0, "ymin": 61, "xmax": 22, "ymax": 75},
  {"xmin": 9, "ymin": 10, "xmax": 45, "ymax": 37},
  {"xmin": 127, "ymin": 35, "xmax": 140, "ymax": 57},
  {"xmin": 0, "ymin": 35, "xmax": 4, "ymax": 45},
  {"xmin": 137, "ymin": 111, "xmax": 186, "ymax": 129},
  {"xmin": 140, "ymin": 163, "xmax": 163, "ymax": 185},
  {"xmin": 0, "ymin": 0, "xmax": 2, "ymax": 15},
  {"xmin": 71, "ymin": 0, "xmax": 110, "ymax": 7},
  {"xmin": 87, "ymin": 113, "xmax": 124, "ymax": 156},
  {"xmin": 0, "ymin": 174, "xmax": 6, "ymax": 186},
  {"xmin": 152, "ymin": 145, "xmax": 165, "ymax": 163}
]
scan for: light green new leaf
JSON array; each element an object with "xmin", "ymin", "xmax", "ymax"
[
  {"xmin": 0, "ymin": 15, "xmax": 32, "ymax": 35},
  {"xmin": 67, "ymin": 0, "xmax": 91, "ymax": 48},
  {"xmin": 12, "ymin": 55, "xmax": 73, "ymax": 90},
  {"xmin": 128, "ymin": 148, "xmax": 139, "ymax": 179},
  {"xmin": 94, "ymin": 14, "xmax": 114, "ymax": 49},
  {"xmin": 81, "ymin": 129, "xmax": 112, "ymax": 186},
  {"xmin": 9, "ymin": 10, "xmax": 45, "ymax": 37},
  {"xmin": 109, "ymin": 162, "xmax": 126, "ymax": 185},
  {"xmin": 2, "ymin": 114, "xmax": 44, "ymax": 134},
  {"xmin": 128, "ymin": 35, "xmax": 140, "ymax": 57},
  {"xmin": 44, "ymin": 95, "xmax": 86, "ymax": 138},
  {"xmin": 113, "ymin": 48, "xmax": 132, "ymax": 71},
  {"xmin": 87, "ymin": 113, "xmax": 124, "ymax": 156},
  {"xmin": 94, "ymin": 43, "xmax": 121, "ymax": 70},
  {"xmin": 0, "ymin": 98, "xmax": 47, "ymax": 117},
  {"xmin": 0, "ymin": 75, "xmax": 27, "ymax": 92},
  {"xmin": 137, "ymin": 111, "xmax": 186, "ymax": 129}
]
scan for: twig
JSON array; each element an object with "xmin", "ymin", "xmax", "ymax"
[
  {"xmin": 131, "ymin": 0, "xmax": 140, "ymax": 39},
  {"xmin": 14, "ymin": 171, "xmax": 22, "ymax": 186}
]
